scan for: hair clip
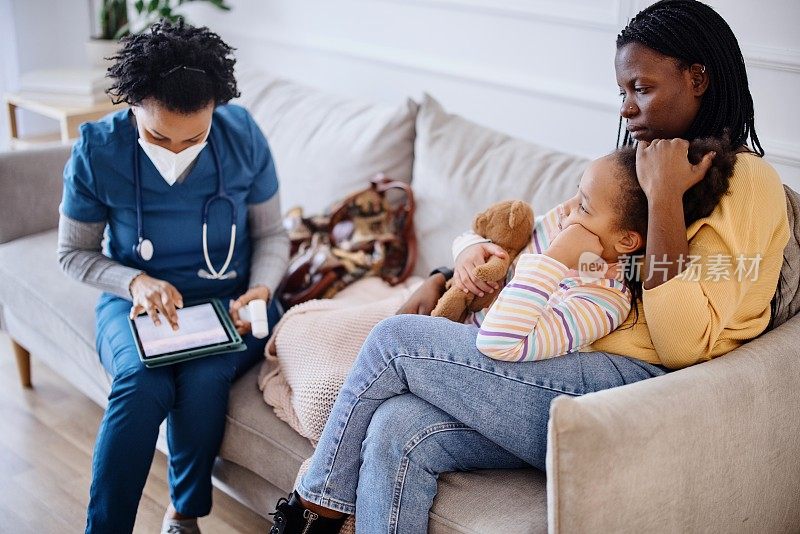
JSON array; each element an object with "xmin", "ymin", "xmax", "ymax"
[{"xmin": 160, "ymin": 65, "xmax": 207, "ymax": 78}]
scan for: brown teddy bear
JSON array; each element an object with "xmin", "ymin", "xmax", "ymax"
[{"xmin": 431, "ymin": 200, "xmax": 535, "ymax": 323}]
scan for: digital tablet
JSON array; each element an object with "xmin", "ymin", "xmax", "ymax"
[{"xmin": 128, "ymin": 298, "xmax": 245, "ymax": 368}]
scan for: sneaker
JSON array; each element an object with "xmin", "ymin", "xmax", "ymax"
[
  {"xmin": 269, "ymin": 491, "xmax": 346, "ymax": 534},
  {"xmin": 161, "ymin": 516, "xmax": 201, "ymax": 534}
]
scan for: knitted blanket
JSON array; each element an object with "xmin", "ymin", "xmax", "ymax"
[{"xmin": 258, "ymin": 276, "xmax": 424, "ymax": 445}]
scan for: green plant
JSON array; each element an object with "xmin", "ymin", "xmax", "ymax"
[
  {"xmin": 98, "ymin": 0, "xmax": 129, "ymax": 40},
  {"xmin": 97, "ymin": 0, "xmax": 232, "ymax": 40},
  {"xmin": 133, "ymin": 0, "xmax": 232, "ymax": 28}
]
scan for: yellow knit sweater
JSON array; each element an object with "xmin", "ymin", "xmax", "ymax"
[{"xmin": 590, "ymin": 153, "xmax": 790, "ymax": 369}]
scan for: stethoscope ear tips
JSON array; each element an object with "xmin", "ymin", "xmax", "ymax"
[{"xmin": 135, "ymin": 238, "xmax": 154, "ymax": 261}]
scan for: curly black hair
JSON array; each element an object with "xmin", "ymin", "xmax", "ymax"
[
  {"xmin": 107, "ymin": 19, "xmax": 239, "ymax": 113},
  {"xmin": 613, "ymin": 135, "xmax": 736, "ymax": 326}
]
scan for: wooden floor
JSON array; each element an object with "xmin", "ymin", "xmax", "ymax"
[{"xmin": 0, "ymin": 332, "xmax": 268, "ymax": 534}]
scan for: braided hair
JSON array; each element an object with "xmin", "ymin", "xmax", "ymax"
[
  {"xmin": 616, "ymin": 0, "xmax": 762, "ymax": 156},
  {"xmin": 107, "ymin": 19, "xmax": 239, "ymax": 114}
]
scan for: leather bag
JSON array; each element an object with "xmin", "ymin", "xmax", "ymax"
[{"xmin": 278, "ymin": 174, "xmax": 416, "ymax": 308}]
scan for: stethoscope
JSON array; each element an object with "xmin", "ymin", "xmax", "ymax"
[{"xmin": 132, "ymin": 122, "xmax": 238, "ymax": 280}]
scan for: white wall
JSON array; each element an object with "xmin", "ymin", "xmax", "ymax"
[
  {"xmin": 180, "ymin": 0, "xmax": 800, "ymax": 189},
  {"xmin": 2, "ymin": 0, "xmax": 91, "ymax": 143},
  {"xmin": 11, "ymin": 0, "xmax": 90, "ymax": 71},
  {"xmin": 2, "ymin": 0, "xmax": 799, "ymax": 189},
  {"xmin": 0, "ymin": 0, "xmax": 19, "ymax": 151}
]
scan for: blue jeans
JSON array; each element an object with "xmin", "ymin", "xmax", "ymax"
[
  {"xmin": 85, "ymin": 293, "xmax": 280, "ymax": 534},
  {"xmin": 296, "ymin": 314, "xmax": 667, "ymax": 533}
]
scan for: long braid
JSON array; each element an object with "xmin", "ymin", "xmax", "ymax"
[{"xmin": 616, "ymin": 0, "xmax": 763, "ymax": 156}]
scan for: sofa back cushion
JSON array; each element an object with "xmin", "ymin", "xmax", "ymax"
[
  {"xmin": 411, "ymin": 95, "xmax": 589, "ymax": 276},
  {"xmin": 235, "ymin": 69, "xmax": 418, "ymax": 215},
  {"xmin": 0, "ymin": 146, "xmax": 71, "ymax": 244}
]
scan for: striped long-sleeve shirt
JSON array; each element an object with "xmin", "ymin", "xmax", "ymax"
[{"xmin": 454, "ymin": 206, "xmax": 632, "ymax": 362}]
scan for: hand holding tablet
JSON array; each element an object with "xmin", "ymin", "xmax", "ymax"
[{"xmin": 129, "ymin": 299, "xmax": 245, "ymax": 367}]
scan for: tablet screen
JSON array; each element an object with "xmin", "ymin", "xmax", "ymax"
[{"xmin": 133, "ymin": 302, "xmax": 232, "ymax": 358}]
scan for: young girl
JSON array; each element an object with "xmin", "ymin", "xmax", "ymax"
[{"xmin": 472, "ymin": 137, "xmax": 734, "ymax": 362}]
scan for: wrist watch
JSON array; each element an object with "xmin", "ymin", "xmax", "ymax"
[{"xmin": 428, "ymin": 266, "xmax": 454, "ymax": 281}]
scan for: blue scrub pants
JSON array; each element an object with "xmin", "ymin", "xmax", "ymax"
[{"xmin": 85, "ymin": 293, "xmax": 280, "ymax": 534}]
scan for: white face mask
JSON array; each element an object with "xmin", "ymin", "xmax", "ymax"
[{"xmin": 137, "ymin": 128, "xmax": 210, "ymax": 186}]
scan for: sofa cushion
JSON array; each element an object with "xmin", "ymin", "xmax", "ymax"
[
  {"xmin": 0, "ymin": 229, "xmax": 110, "ymax": 404},
  {"xmin": 220, "ymin": 362, "xmax": 316, "ymax": 492},
  {"xmin": 411, "ymin": 94, "xmax": 588, "ymax": 276},
  {"xmin": 0, "ymin": 146, "xmax": 70, "ymax": 245},
  {"xmin": 235, "ymin": 69, "xmax": 418, "ymax": 215},
  {"xmin": 430, "ymin": 468, "xmax": 547, "ymax": 534}
]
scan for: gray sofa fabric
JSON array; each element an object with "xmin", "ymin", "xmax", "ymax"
[
  {"xmin": 0, "ymin": 230, "xmax": 110, "ymax": 404},
  {"xmin": 0, "ymin": 146, "xmax": 68, "ymax": 245}
]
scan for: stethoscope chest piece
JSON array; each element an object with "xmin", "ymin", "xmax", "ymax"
[{"xmin": 135, "ymin": 238, "xmax": 154, "ymax": 261}]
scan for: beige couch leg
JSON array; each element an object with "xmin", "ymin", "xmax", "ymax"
[{"xmin": 10, "ymin": 339, "xmax": 32, "ymax": 388}]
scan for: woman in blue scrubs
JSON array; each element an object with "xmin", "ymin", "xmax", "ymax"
[{"xmin": 57, "ymin": 21, "xmax": 288, "ymax": 534}]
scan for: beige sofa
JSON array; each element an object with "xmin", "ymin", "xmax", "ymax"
[{"xmin": 1, "ymin": 70, "xmax": 799, "ymax": 533}]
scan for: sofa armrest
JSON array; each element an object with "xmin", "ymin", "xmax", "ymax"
[
  {"xmin": 0, "ymin": 146, "xmax": 71, "ymax": 244},
  {"xmin": 546, "ymin": 313, "xmax": 800, "ymax": 533}
]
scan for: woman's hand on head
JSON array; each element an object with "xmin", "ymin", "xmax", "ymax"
[
  {"xmin": 128, "ymin": 273, "xmax": 183, "ymax": 330},
  {"xmin": 636, "ymin": 138, "xmax": 716, "ymax": 200},
  {"xmin": 453, "ymin": 243, "xmax": 507, "ymax": 297},
  {"xmin": 396, "ymin": 273, "xmax": 447, "ymax": 316},
  {"xmin": 229, "ymin": 285, "xmax": 271, "ymax": 336}
]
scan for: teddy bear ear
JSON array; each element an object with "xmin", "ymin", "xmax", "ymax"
[
  {"xmin": 473, "ymin": 212, "xmax": 488, "ymax": 233},
  {"xmin": 508, "ymin": 201, "xmax": 531, "ymax": 228},
  {"xmin": 508, "ymin": 201, "xmax": 522, "ymax": 228}
]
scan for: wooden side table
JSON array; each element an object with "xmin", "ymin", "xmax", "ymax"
[{"xmin": 5, "ymin": 92, "xmax": 126, "ymax": 149}]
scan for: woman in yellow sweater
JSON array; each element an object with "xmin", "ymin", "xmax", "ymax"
[{"xmin": 268, "ymin": 1, "xmax": 790, "ymax": 532}]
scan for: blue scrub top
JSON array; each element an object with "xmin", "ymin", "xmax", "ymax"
[{"xmin": 61, "ymin": 104, "xmax": 279, "ymax": 301}]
